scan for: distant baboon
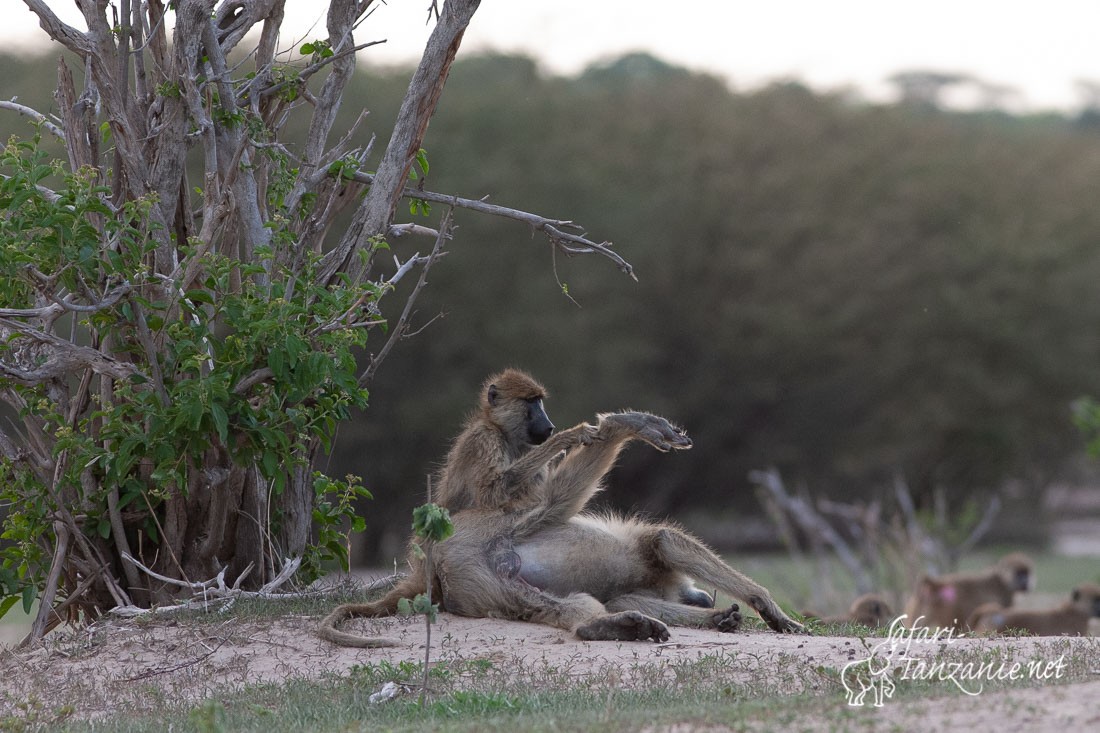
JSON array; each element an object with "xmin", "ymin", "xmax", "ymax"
[
  {"xmin": 903, "ymin": 553, "xmax": 1034, "ymax": 630},
  {"xmin": 968, "ymin": 583, "xmax": 1100, "ymax": 636},
  {"xmin": 319, "ymin": 375, "xmax": 803, "ymax": 647},
  {"xmin": 805, "ymin": 593, "xmax": 895, "ymax": 628}
]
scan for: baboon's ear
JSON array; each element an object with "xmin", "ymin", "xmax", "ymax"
[
  {"xmin": 487, "ymin": 384, "xmax": 499, "ymax": 406},
  {"xmin": 1072, "ymin": 587, "xmax": 1081, "ymax": 603}
]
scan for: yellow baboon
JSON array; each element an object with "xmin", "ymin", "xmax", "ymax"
[
  {"xmin": 320, "ymin": 368, "xmax": 594, "ymax": 648},
  {"xmin": 319, "ymin": 374, "xmax": 804, "ymax": 646},
  {"xmin": 433, "ymin": 369, "xmax": 597, "ymax": 513},
  {"xmin": 903, "ymin": 552, "xmax": 1034, "ymax": 630},
  {"xmin": 968, "ymin": 583, "xmax": 1100, "ymax": 636},
  {"xmin": 805, "ymin": 593, "xmax": 895, "ymax": 628}
]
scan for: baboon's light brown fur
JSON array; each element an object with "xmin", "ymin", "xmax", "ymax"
[
  {"xmin": 968, "ymin": 582, "xmax": 1100, "ymax": 636},
  {"xmin": 318, "ymin": 370, "xmax": 803, "ymax": 647},
  {"xmin": 903, "ymin": 552, "xmax": 1034, "ymax": 630}
]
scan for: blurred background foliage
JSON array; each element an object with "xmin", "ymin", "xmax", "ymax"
[{"xmin": 5, "ymin": 50, "xmax": 1100, "ymax": 563}]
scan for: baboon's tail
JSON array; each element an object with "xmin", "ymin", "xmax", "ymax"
[{"xmin": 317, "ymin": 578, "xmax": 418, "ymax": 648}]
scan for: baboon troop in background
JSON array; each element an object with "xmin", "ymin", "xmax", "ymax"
[
  {"xmin": 903, "ymin": 552, "xmax": 1034, "ymax": 630},
  {"xmin": 969, "ymin": 583, "xmax": 1100, "ymax": 636},
  {"xmin": 319, "ymin": 369, "xmax": 804, "ymax": 647}
]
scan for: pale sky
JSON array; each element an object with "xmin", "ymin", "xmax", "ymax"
[{"xmin": 7, "ymin": 0, "xmax": 1100, "ymax": 111}]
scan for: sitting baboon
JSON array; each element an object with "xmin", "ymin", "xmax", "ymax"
[
  {"xmin": 804, "ymin": 593, "xmax": 895, "ymax": 628},
  {"xmin": 903, "ymin": 553, "xmax": 1034, "ymax": 630},
  {"xmin": 319, "ymin": 374, "xmax": 803, "ymax": 647},
  {"xmin": 968, "ymin": 583, "xmax": 1100, "ymax": 636},
  {"xmin": 433, "ymin": 369, "xmax": 599, "ymax": 513}
]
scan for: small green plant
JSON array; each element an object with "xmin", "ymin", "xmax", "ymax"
[
  {"xmin": 397, "ymin": 483, "xmax": 454, "ymax": 705},
  {"xmin": 299, "ymin": 39, "xmax": 334, "ymax": 64},
  {"xmin": 407, "ymin": 148, "xmax": 432, "ymax": 217}
]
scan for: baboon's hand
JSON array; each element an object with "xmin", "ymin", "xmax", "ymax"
[
  {"xmin": 554, "ymin": 422, "xmax": 599, "ymax": 449},
  {"xmin": 748, "ymin": 594, "xmax": 807, "ymax": 634},
  {"xmin": 710, "ymin": 604, "xmax": 742, "ymax": 633},
  {"xmin": 599, "ymin": 411, "xmax": 692, "ymax": 452},
  {"xmin": 766, "ymin": 612, "xmax": 807, "ymax": 634}
]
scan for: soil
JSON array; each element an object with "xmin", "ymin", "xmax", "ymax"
[{"xmin": 2, "ymin": 609, "xmax": 1098, "ymax": 730}]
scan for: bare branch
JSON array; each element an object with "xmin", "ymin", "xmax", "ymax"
[
  {"xmin": 361, "ymin": 207, "xmax": 453, "ymax": 387},
  {"xmin": 347, "ymin": 170, "xmax": 636, "ymax": 279},
  {"xmin": 233, "ymin": 367, "xmax": 275, "ymax": 395},
  {"xmin": 0, "ymin": 318, "xmax": 144, "ymax": 384},
  {"xmin": 323, "ymin": 0, "xmax": 482, "ymax": 284},
  {"xmin": 21, "ymin": 0, "xmax": 92, "ymax": 55},
  {"xmin": 0, "ymin": 100, "xmax": 65, "ymax": 139},
  {"xmin": 0, "ymin": 281, "xmax": 133, "ymax": 318}
]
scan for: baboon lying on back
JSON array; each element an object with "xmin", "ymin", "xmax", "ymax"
[
  {"xmin": 903, "ymin": 553, "xmax": 1034, "ymax": 630},
  {"xmin": 319, "ymin": 370, "xmax": 803, "ymax": 646},
  {"xmin": 804, "ymin": 593, "xmax": 895, "ymax": 629},
  {"xmin": 968, "ymin": 583, "xmax": 1100, "ymax": 636}
]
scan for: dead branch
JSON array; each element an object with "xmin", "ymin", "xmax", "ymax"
[
  {"xmin": 360, "ymin": 207, "xmax": 453, "ymax": 387},
  {"xmin": 0, "ymin": 99, "xmax": 65, "ymax": 139},
  {"xmin": 750, "ymin": 468, "xmax": 873, "ymax": 593},
  {"xmin": 347, "ymin": 170, "xmax": 636, "ymax": 278}
]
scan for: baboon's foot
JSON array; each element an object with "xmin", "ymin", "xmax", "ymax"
[
  {"xmin": 599, "ymin": 411, "xmax": 692, "ymax": 452},
  {"xmin": 576, "ymin": 611, "xmax": 670, "ymax": 642},
  {"xmin": 710, "ymin": 604, "xmax": 742, "ymax": 633},
  {"xmin": 749, "ymin": 596, "xmax": 806, "ymax": 634}
]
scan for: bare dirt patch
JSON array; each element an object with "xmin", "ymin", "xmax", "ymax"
[{"xmin": 2, "ymin": 609, "xmax": 1098, "ymax": 729}]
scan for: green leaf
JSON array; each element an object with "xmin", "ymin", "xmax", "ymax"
[
  {"xmin": 397, "ymin": 597, "xmax": 413, "ymax": 616},
  {"xmin": 261, "ymin": 449, "xmax": 278, "ymax": 478},
  {"xmin": 0, "ymin": 595, "xmax": 19, "ymax": 621},
  {"xmin": 300, "ymin": 42, "xmax": 315, "ymax": 55},
  {"xmin": 185, "ymin": 289, "xmax": 215, "ymax": 305},
  {"xmin": 211, "ymin": 403, "xmax": 229, "ymax": 442},
  {"xmin": 411, "ymin": 503, "xmax": 454, "ymax": 542},
  {"xmin": 21, "ymin": 584, "xmax": 36, "ymax": 614}
]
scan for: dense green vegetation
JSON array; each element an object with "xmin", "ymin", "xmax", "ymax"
[{"xmin": 5, "ymin": 51, "xmax": 1100, "ymax": 561}]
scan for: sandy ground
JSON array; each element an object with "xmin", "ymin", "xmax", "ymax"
[{"xmin": 2, "ymin": 609, "xmax": 1098, "ymax": 730}]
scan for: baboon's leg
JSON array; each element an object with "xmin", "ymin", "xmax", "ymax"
[
  {"xmin": 506, "ymin": 587, "xmax": 670, "ymax": 642},
  {"xmin": 445, "ymin": 573, "xmax": 670, "ymax": 642},
  {"xmin": 643, "ymin": 528, "xmax": 804, "ymax": 633},
  {"xmin": 526, "ymin": 412, "xmax": 692, "ymax": 533},
  {"xmin": 606, "ymin": 593, "xmax": 742, "ymax": 632},
  {"xmin": 596, "ymin": 411, "xmax": 693, "ymax": 453}
]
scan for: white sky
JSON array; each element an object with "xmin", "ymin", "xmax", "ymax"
[{"xmin": 6, "ymin": 0, "xmax": 1100, "ymax": 110}]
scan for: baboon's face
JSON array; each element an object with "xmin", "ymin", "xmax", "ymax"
[
  {"xmin": 524, "ymin": 398, "xmax": 555, "ymax": 445},
  {"xmin": 1010, "ymin": 565, "xmax": 1033, "ymax": 593}
]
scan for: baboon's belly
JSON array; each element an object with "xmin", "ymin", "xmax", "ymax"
[{"xmin": 513, "ymin": 525, "xmax": 643, "ymax": 601}]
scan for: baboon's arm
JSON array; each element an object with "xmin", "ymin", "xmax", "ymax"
[
  {"xmin": 516, "ymin": 412, "xmax": 692, "ymax": 533},
  {"xmin": 489, "ymin": 423, "xmax": 597, "ymax": 506}
]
